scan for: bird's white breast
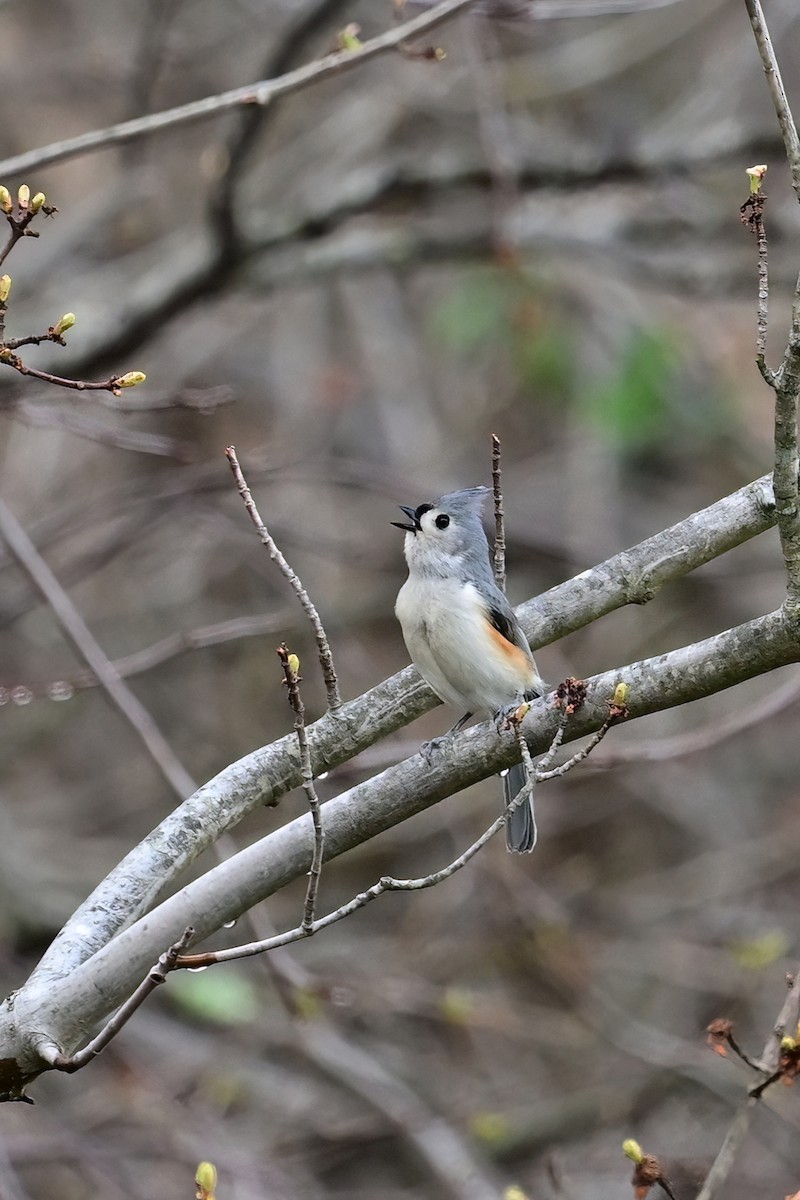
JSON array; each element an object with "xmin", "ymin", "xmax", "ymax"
[{"xmin": 396, "ymin": 576, "xmax": 535, "ymax": 715}]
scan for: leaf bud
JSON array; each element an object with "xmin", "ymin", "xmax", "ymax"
[
  {"xmin": 52, "ymin": 312, "xmax": 75, "ymax": 335},
  {"xmin": 746, "ymin": 164, "xmax": 768, "ymax": 195},
  {"xmin": 623, "ymin": 1139, "xmax": 644, "ymax": 1163},
  {"xmin": 116, "ymin": 370, "xmax": 147, "ymax": 388},
  {"xmin": 195, "ymin": 1161, "xmax": 217, "ymax": 1200}
]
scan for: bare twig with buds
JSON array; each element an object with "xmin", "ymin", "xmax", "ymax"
[
  {"xmin": 277, "ymin": 645, "xmax": 325, "ymax": 931},
  {"xmin": 0, "ymin": 183, "xmax": 146, "ymax": 397}
]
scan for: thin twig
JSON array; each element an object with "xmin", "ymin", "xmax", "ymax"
[
  {"xmin": 36, "ymin": 928, "xmax": 194, "ymax": 1073},
  {"xmin": 0, "ymin": 611, "xmax": 294, "ymax": 703},
  {"xmin": 0, "ymin": 0, "xmax": 478, "ymax": 179},
  {"xmin": 491, "ymin": 433, "xmax": 506, "ymax": 591},
  {"xmin": 176, "ymin": 813, "xmax": 508, "ymax": 968},
  {"xmin": 226, "ymin": 445, "xmax": 341, "ymax": 709},
  {"xmin": 512, "ymin": 723, "xmax": 539, "ymax": 848},
  {"xmin": 0, "ymin": 354, "xmax": 134, "ymax": 395},
  {"xmin": 0, "ymin": 498, "xmax": 196, "ymax": 799},
  {"xmin": 590, "ymin": 672, "xmax": 800, "ymax": 767},
  {"xmin": 535, "ymin": 716, "xmax": 615, "ymax": 781},
  {"xmin": 744, "ymin": 0, "xmax": 800, "ymax": 201},
  {"xmin": 739, "ymin": 171, "xmax": 771, "ymax": 375},
  {"xmin": 743, "ymin": 1, "xmax": 800, "ymax": 606},
  {"xmin": 696, "ymin": 968, "xmax": 800, "ymax": 1200},
  {"xmin": 532, "ymin": 704, "xmax": 570, "ymax": 773},
  {"xmin": 277, "ymin": 645, "xmax": 324, "ymax": 932},
  {"xmin": 0, "ymin": 229, "xmax": 23, "ymax": 271}
]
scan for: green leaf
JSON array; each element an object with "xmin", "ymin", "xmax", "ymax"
[{"xmin": 169, "ymin": 969, "xmax": 261, "ymax": 1026}]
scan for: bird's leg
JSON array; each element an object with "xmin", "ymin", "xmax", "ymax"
[{"xmin": 420, "ymin": 712, "xmax": 472, "ymax": 764}]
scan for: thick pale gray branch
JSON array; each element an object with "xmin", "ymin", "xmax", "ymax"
[
  {"xmin": 7, "ymin": 603, "xmax": 799, "ymax": 1087},
  {"xmin": 29, "ymin": 471, "xmax": 775, "ymax": 986}
]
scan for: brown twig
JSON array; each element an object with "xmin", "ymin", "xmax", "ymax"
[
  {"xmin": 0, "ymin": 191, "xmax": 147, "ymax": 399},
  {"xmin": 696, "ymin": 968, "xmax": 800, "ymax": 1200},
  {"xmin": 277, "ymin": 645, "xmax": 324, "ymax": 932},
  {"xmin": 739, "ymin": 169, "xmax": 771, "ymax": 379},
  {"xmin": 226, "ymin": 445, "xmax": 341, "ymax": 710},
  {"xmin": 35, "ymin": 927, "xmax": 194, "ymax": 1073},
  {"xmin": 491, "ymin": 433, "xmax": 506, "ymax": 591},
  {"xmin": 0, "ymin": 353, "xmax": 137, "ymax": 395}
]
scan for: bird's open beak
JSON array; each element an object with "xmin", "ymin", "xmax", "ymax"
[{"xmin": 391, "ymin": 505, "xmax": 420, "ymax": 533}]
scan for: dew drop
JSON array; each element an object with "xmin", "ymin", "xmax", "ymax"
[
  {"xmin": 11, "ymin": 686, "xmax": 33, "ymax": 707},
  {"xmin": 317, "ymin": 771, "xmax": 329, "ymax": 781},
  {"xmin": 0, "ymin": 688, "xmax": 9, "ymax": 707},
  {"xmin": 223, "ymin": 919, "xmax": 236, "ymax": 929},
  {"xmin": 47, "ymin": 680, "xmax": 75, "ymax": 702},
  {"xmin": 188, "ymin": 965, "xmax": 209, "ymax": 973},
  {"xmin": 330, "ymin": 985, "xmax": 354, "ymax": 1008}
]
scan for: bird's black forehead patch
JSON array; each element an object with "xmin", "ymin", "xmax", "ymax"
[{"xmin": 415, "ymin": 503, "xmax": 434, "ymax": 520}]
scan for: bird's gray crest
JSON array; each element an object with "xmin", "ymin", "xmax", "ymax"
[{"xmin": 435, "ymin": 486, "xmax": 490, "ymax": 517}]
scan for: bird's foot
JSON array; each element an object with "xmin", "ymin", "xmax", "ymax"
[
  {"xmin": 419, "ymin": 734, "xmax": 451, "ymax": 765},
  {"xmin": 494, "ymin": 701, "xmax": 532, "ymax": 734}
]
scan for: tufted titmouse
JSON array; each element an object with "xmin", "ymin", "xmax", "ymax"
[{"xmin": 393, "ymin": 486, "xmax": 547, "ymax": 853}]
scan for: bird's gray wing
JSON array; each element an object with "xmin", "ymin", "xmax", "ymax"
[{"xmin": 476, "ymin": 581, "xmax": 534, "ymax": 661}]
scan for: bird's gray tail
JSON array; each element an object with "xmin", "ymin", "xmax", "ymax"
[{"xmin": 502, "ymin": 763, "xmax": 536, "ymax": 853}]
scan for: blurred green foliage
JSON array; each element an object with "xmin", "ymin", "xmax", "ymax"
[
  {"xmin": 169, "ymin": 969, "xmax": 261, "ymax": 1026},
  {"xmin": 431, "ymin": 266, "xmax": 574, "ymax": 402},
  {"xmin": 433, "ymin": 270, "xmax": 733, "ymax": 455}
]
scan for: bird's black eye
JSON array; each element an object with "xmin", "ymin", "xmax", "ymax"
[{"xmin": 435, "ymin": 513, "xmax": 450, "ymax": 530}]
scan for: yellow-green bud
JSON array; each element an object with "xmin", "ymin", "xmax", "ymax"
[
  {"xmin": 0, "ymin": 348, "xmax": 13, "ymax": 362},
  {"xmin": 53, "ymin": 312, "xmax": 76, "ymax": 336},
  {"xmin": 0, "ymin": 187, "xmax": 11, "ymax": 214},
  {"xmin": 31, "ymin": 192, "xmax": 45, "ymax": 214},
  {"xmin": 0, "ymin": 275, "xmax": 11, "ymax": 303},
  {"xmin": 195, "ymin": 1161, "xmax": 217, "ymax": 1200},
  {"xmin": 116, "ymin": 371, "xmax": 147, "ymax": 388},
  {"xmin": 781, "ymin": 1035, "xmax": 797, "ymax": 1051},
  {"xmin": 746, "ymin": 164, "xmax": 768, "ymax": 195},
  {"xmin": 17, "ymin": 184, "xmax": 30, "ymax": 209},
  {"xmin": 338, "ymin": 22, "xmax": 362, "ymax": 51},
  {"xmin": 613, "ymin": 682, "xmax": 629, "ymax": 707},
  {"xmin": 504, "ymin": 1188, "xmax": 529, "ymax": 1200},
  {"xmin": 623, "ymin": 1139, "xmax": 644, "ymax": 1163},
  {"xmin": 287, "ymin": 653, "xmax": 300, "ymax": 676}
]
